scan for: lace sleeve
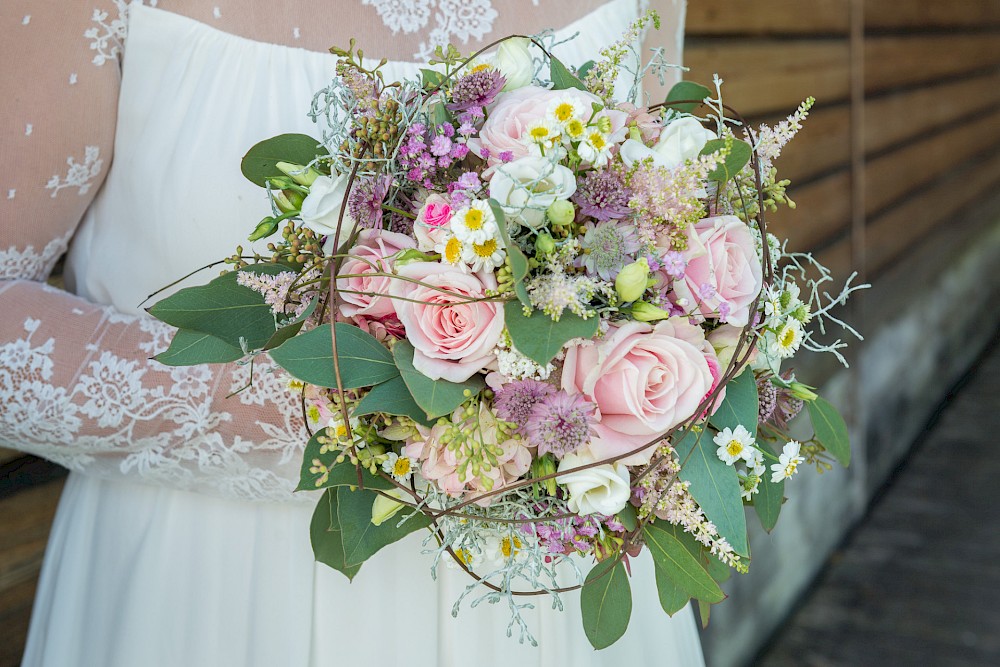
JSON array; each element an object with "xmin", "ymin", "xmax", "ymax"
[{"xmin": 0, "ymin": 1, "xmax": 311, "ymax": 503}]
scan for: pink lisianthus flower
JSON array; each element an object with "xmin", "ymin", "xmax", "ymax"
[
  {"xmin": 403, "ymin": 404, "xmax": 531, "ymax": 505},
  {"xmin": 561, "ymin": 318, "xmax": 717, "ymax": 465},
  {"xmin": 389, "ymin": 262, "xmax": 504, "ymax": 382},
  {"xmin": 669, "ymin": 215, "xmax": 763, "ymax": 327},
  {"xmin": 337, "ymin": 229, "xmax": 415, "ymax": 322}
]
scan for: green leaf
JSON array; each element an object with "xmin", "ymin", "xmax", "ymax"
[
  {"xmin": 354, "ymin": 375, "xmax": 434, "ymax": 427},
  {"xmin": 700, "ymin": 138, "xmax": 753, "ymax": 184},
  {"xmin": 808, "ymin": 396, "xmax": 851, "ymax": 466},
  {"xmin": 337, "ymin": 486, "xmax": 432, "ymax": 567},
  {"xmin": 147, "ymin": 264, "xmax": 287, "ymax": 351},
  {"xmin": 696, "ymin": 598, "xmax": 712, "ymax": 628},
  {"xmin": 153, "ymin": 329, "xmax": 244, "ymax": 366},
  {"xmin": 269, "ymin": 323, "xmax": 398, "ymax": 389},
  {"xmin": 550, "ymin": 55, "xmax": 588, "ymax": 91},
  {"xmin": 580, "ymin": 559, "xmax": 632, "ymax": 649},
  {"xmin": 674, "ymin": 430, "xmax": 749, "ymax": 557},
  {"xmin": 241, "ymin": 133, "xmax": 328, "ymax": 188},
  {"xmin": 643, "ymin": 522, "xmax": 725, "ymax": 603},
  {"xmin": 709, "ymin": 367, "xmax": 760, "ymax": 439},
  {"xmin": 489, "ymin": 199, "xmax": 531, "ymax": 307},
  {"xmin": 618, "ymin": 503, "xmax": 638, "ymax": 532},
  {"xmin": 503, "ymin": 301, "xmax": 599, "ymax": 367},
  {"xmin": 753, "ymin": 441, "xmax": 785, "ymax": 532},
  {"xmin": 577, "ymin": 59, "xmax": 596, "ymax": 81},
  {"xmin": 663, "ymin": 81, "xmax": 711, "ymax": 114},
  {"xmin": 310, "ymin": 489, "xmax": 362, "ymax": 581},
  {"xmin": 392, "ymin": 340, "xmax": 485, "ymax": 419},
  {"xmin": 654, "ymin": 565, "xmax": 691, "ymax": 616},
  {"xmin": 262, "ymin": 296, "xmax": 319, "ymax": 351},
  {"xmin": 297, "ymin": 428, "xmax": 397, "ymax": 492},
  {"xmin": 420, "ymin": 68, "xmax": 445, "ymax": 88}
]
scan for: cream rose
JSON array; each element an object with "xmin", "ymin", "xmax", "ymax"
[
  {"xmin": 299, "ymin": 174, "xmax": 356, "ymax": 239},
  {"xmin": 619, "ymin": 117, "xmax": 716, "ymax": 170},
  {"xmin": 389, "ymin": 262, "xmax": 504, "ymax": 382},
  {"xmin": 489, "ymin": 156, "xmax": 577, "ymax": 228},
  {"xmin": 556, "ymin": 451, "xmax": 631, "ymax": 516},
  {"xmin": 495, "ymin": 37, "xmax": 534, "ymax": 91},
  {"xmin": 561, "ymin": 319, "xmax": 716, "ymax": 464},
  {"xmin": 337, "ymin": 229, "xmax": 415, "ymax": 321}
]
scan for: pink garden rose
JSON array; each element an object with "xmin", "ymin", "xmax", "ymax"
[
  {"xmin": 561, "ymin": 318, "xmax": 717, "ymax": 465},
  {"xmin": 389, "ymin": 261, "xmax": 504, "ymax": 382},
  {"xmin": 413, "ymin": 194, "xmax": 452, "ymax": 251},
  {"xmin": 468, "ymin": 85, "xmax": 628, "ymax": 169},
  {"xmin": 670, "ymin": 215, "xmax": 763, "ymax": 327},
  {"xmin": 337, "ymin": 229, "xmax": 415, "ymax": 321}
]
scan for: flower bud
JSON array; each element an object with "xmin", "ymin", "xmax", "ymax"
[
  {"xmin": 272, "ymin": 189, "xmax": 297, "ymax": 213},
  {"xmin": 277, "ymin": 161, "xmax": 320, "ymax": 187},
  {"xmin": 248, "ymin": 216, "xmax": 279, "ymax": 242},
  {"xmin": 535, "ymin": 233, "xmax": 556, "ymax": 255},
  {"xmin": 615, "ymin": 258, "xmax": 650, "ymax": 303},
  {"xmin": 371, "ymin": 489, "xmax": 409, "ymax": 527},
  {"xmin": 546, "ymin": 199, "xmax": 575, "ymax": 226},
  {"xmin": 630, "ymin": 301, "xmax": 671, "ymax": 322},
  {"xmin": 495, "ymin": 37, "xmax": 534, "ymax": 91},
  {"xmin": 394, "ymin": 248, "xmax": 438, "ymax": 267},
  {"xmin": 283, "ymin": 189, "xmax": 305, "ymax": 210},
  {"xmin": 788, "ymin": 382, "xmax": 818, "ymax": 401}
]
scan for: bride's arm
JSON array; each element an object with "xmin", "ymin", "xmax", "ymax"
[{"xmin": 0, "ymin": 2, "xmax": 310, "ymax": 502}]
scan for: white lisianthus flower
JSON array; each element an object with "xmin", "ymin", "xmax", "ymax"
[
  {"xmin": 489, "ymin": 156, "xmax": 577, "ymax": 228},
  {"xmin": 496, "ymin": 37, "xmax": 534, "ymax": 91},
  {"xmin": 619, "ymin": 117, "xmax": 717, "ymax": 170},
  {"xmin": 450, "ymin": 199, "xmax": 499, "ymax": 244},
  {"xmin": 770, "ymin": 440, "xmax": 805, "ymax": 482},
  {"xmin": 714, "ymin": 425, "xmax": 756, "ymax": 465},
  {"xmin": 557, "ymin": 451, "xmax": 632, "ymax": 516},
  {"xmin": 299, "ymin": 174, "xmax": 356, "ymax": 239}
]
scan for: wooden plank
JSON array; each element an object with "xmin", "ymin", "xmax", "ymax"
[
  {"xmin": 769, "ymin": 170, "xmax": 852, "ymax": 252},
  {"xmin": 751, "ymin": 104, "xmax": 851, "ymax": 184},
  {"xmin": 866, "ymin": 0, "xmax": 1000, "ymax": 29},
  {"xmin": 865, "ymin": 72, "xmax": 1000, "ymax": 156},
  {"xmin": 0, "ymin": 576, "xmax": 38, "ymax": 667},
  {"xmin": 865, "ymin": 108, "xmax": 1000, "ymax": 216},
  {"xmin": 0, "ymin": 449, "xmax": 21, "ymax": 467},
  {"xmin": 0, "ymin": 480, "xmax": 63, "ymax": 592},
  {"xmin": 865, "ymin": 35, "xmax": 1000, "ymax": 93},
  {"xmin": 866, "ymin": 149, "xmax": 1000, "ymax": 275},
  {"xmin": 685, "ymin": 40, "xmax": 850, "ymax": 116},
  {"xmin": 686, "ymin": 0, "xmax": 849, "ymax": 35}
]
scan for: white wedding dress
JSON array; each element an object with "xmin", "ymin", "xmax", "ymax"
[{"xmin": 6, "ymin": 2, "xmax": 704, "ymax": 665}]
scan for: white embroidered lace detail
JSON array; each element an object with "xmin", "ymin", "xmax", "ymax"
[
  {"xmin": 44, "ymin": 146, "xmax": 104, "ymax": 198},
  {"xmin": 85, "ymin": 0, "xmax": 158, "ymax": 67},
  {"xmin": 0, "ymin": 310, "xmax": 312, "ymax": 503},
  {"xmin": 362, "ymin": 0, "xmax": 500, "ymax": 59},
  {"xmin": 0, "ymin": 231, "xmax": 72, "ymax": 281}
]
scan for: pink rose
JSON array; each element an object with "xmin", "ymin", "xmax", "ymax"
[
  {"xmin": 670, "ymin": 216, "xmax": 763, "ymax": 327},
  {"xmin": 389, "ymin": 262, "xmax": 504, "ymax": 382},
  {"xmin": 561, "ymin": 318, "xmax": 716, "ymax": 464},
  {"xmin": 337, "ymin": 229, "xmax": 415, "ymax": 321},
  {"xmin": 413, "ymin": 194, "xmax": 452, "ymax": 252},
  {"xmin": 468, "ymin": 86, "xmax": 627, "ymax": 169}
]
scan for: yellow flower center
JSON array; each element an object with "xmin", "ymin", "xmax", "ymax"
[
  {"xmin": 444, "ymin": 237, "xmax": 463, "ymax": 264},
  {"xmin": 529, "ymin": 126, "xmax": 551, "ymax": 141},
  {"xmin": 784, "ymin": 460, "xmax": 799, "ymax": 477},
  {"xmin": 566, "ymin": 119, "xmax": 585, "ymax": 138},
  {"xmin": 392, "ymin": 457, "xmax": 412, "ymax": 478},
  {"xmin": 306, "ymin": 405, "xmax": 321, "ymax": 423},
  {"xmin": 473, "ymin": 239, "xmax": 498, "ymax": 257},
  {"xmin": 471, "ymin": 63, "xmax": 493, "ymax": 74},
  {"xmin": 726, "ymin": 439, "xmax": 744, "ymax": 458},
  {"xmin": 553, "ymin": 102, "xmax": 575, "ymax": 122},
  {"xmin": 464, "ymin": 209, "xmax": 484, "ymax": 230},
  {"xmin": 588, "ymin": 132, "xmax": 607, "ymax": 151},
  {"xmin": 335, "ymin": 423, "xmax": 349, "ymax": 439},
  {"xmin": 454, "ymin": 548, "xmax": 471, "ymax": 565},
  {"xmin": 501, "ymin": 536, "xmax": 522, "ymax": 559},
  {"xmin": 779, "ymin": 326, "xmax": 797, "ymax": 348}
]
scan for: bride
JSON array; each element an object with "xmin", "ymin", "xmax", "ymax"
[{"xmin": 0, "ymin": 1, "xmax": 704, "ymax": 665}]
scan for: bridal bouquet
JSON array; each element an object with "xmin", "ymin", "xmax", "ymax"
[{"xmin": 149, "ymin": 12, "xmax": 864, "ymax": 648}]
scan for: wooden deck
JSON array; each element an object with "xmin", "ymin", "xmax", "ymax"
[{"xmin": 757, "ymin": 336, "xmax": 1000, "ymax": 666}]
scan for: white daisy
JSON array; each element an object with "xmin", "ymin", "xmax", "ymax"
[
  {"xmin": 714, "ymin": 425, "xmax": 756, "ymax": 465},
  {"xmin": 577, "ymin": 129, "xmax": 613, "ymax": 167},
  {"xmin": 546, "ymin": 96, "xmax": 585, "ymax": 129},
  {"xmin": 327, "ymin": 413, "xmax": 362, "ymax": 446},
  {"xmin": 523, "ymin": 118, "xmax": 562, "ymax": 151},
  {"xmin": 769, "ymin": 319, "xmax": 804, "ymax": 359},
  {"xmin": 434, "ymin": 233, "xmax": 466, "ymax": 267},
  {"xmin": 462, "ymin": 236, "xmax": 506, "ymax": 272},
  {"xmin": 770, "ymin": 440, "xmax": 805, "ymax": 482},
  {"xmin": 450, "ymin": 199, "xmax": 498, "ymax": 244},
  {"xmin": 381, "ymin": 452, "xmax": 414, "ymax": 482}
]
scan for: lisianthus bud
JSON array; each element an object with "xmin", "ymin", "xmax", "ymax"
[
  {"xmin": 495, "ymin": 37, "xmax": 534, "ymax": 91},
  {"xmin": 283, "ymin": 189, "xmax": 305, "ymax": 210},
  {"xmin": 394, "ymin": 248, "xmax": 438, "ymax": 267},
  {"xmin": 371, "ymin": 488, "xmax": 409, "ymax": 526},
  {"xmin": 788, "ymin": 382, "xmax": 818, "ymax": 401},
  {"xmin": 630, "ymin": 301, "xmax": 671, "ymax": 322},
  {"xmin": 615, "ymin": 258, "xmax": 650, "ymax": 303},
  {"xmin": 535, "ymin": 233, "xmax": 556, "ymax": 255},
  {"xmin": 547, "ymin": 199, "xmax": 575, "ymax": 226},
  {"xmin": 277, "ymin": 161, "xmax": 320, "ymax": 187},
  {"xmin": 272, "ymin": 189, "xmax": 297, "ymax": 213}
]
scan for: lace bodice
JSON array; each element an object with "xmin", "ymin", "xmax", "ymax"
[{"xmin": 0, "ymin": 0, "xmax": 684, "ymax": 502}]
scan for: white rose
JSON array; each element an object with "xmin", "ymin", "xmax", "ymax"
[
  {"xmin": 496, "ymin": 37, "xmax": 534, "ymax": 91},
  {"xmin": 619, "ymin": 117, "xmax": 717, "ymax": 170},
  {"xmin": 489, "ymin": 156, "xmax": 576, "ymax": 228},
  {"xmin": 557, "ymin": 451, "xmax": 632, "ymax": 516},
  {"xmin": 299, "ymin": 174, "xmax": 357, "ymax": 239}
]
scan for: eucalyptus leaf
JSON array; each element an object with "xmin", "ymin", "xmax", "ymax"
[
  {"xmin": 709, "ymin": 368, "xmax": 760, "ymax": 439},
  {"xmin": 643, "ymin": 522, "xmax": 725, "ymax": 603},
  {"xmin": 576, "ymin": 59, "xmax": 596, "ymax": 81},
  {"xmin": 700, "ymin": 138, "xmax": 753, "ymax": 184},
  {"xmin": 270, "ymin": 323, "xmax": 398, "ymax": 389},
  {"xmin": 654, "ymin": 565, "xmax": 692, "ymax": 616},
  {"xmin": 488, "ymin": 199, "xmax": 531, "ymax": 307},
  {"xmin": 354, "ymin": 375, "xmax": 435, "ymax": 427},
  {"xmin": 147, "ymin": 264, "xmax": 288, "ymax": 351},
  {"xmin": 154, "ymin": 329, "xmax": 243, "ymax": 366},
  {"xmin": 808, "ymin": 397, "xmax": 851, "ymax": 466},
  {"xmin": 618, "ymin": 503, "xmax": 638, "ymax": 533},
  {"xmin": 337, "ymin": 486, "xmax": 432, "ymax": 567},
  {"xmin": 674, "ymin": 430, "xmax": 749, "ymax": 557},
  {"xmin": 549, "ymin": 55, "xmax": 588, "ymax": 91},
  {"xmin": 580, "ymin": 559, "xmax": 632, "ymax": 649},
  {"xmin": 503, "ymin": 301, "xmax": 598, "ymax": 367},
  {"xmin": 241, "ymin": 133, "xmax": 328, "ymax": 188},
  {"xmin": 420, "ymin": 68, "xmax": 445, "ymax": 88},
  {"xmin": 310, "ymin": 489, "xmax": 362, "ymax": 581},
  {"xmin": 663, "ymin": 81, "xmax": 711, "ymax": 114},
  {"xmin": 262, "ymin": 296, "xmax": 319, "ymax": 351},
  {"xmin": 393, "ymin": 340, "xmax": 485, "ymax": 419},
  {"xmin": 754, "ymin": 441, "xmax": 785, "ymax": 532}
]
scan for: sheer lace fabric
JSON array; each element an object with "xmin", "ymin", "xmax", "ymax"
[{"xmin": 0, "ymin": 0, "xmax": 684, "ymax": 503}]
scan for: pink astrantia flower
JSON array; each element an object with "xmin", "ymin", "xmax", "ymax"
[{"xmin": 337, "ymin": 229, "xmax": 416, "ymax": 321}]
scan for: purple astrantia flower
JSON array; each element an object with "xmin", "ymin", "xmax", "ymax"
[
  {"xmin": 347, "ymin": 175, "xmax": 390, "ymax": 229},
  {"xmin": 572, "ymin": 169, "xmax": 631, "ymax": 222},
  {"xmin": 493, "ymin": 379, "xmax": 554, "ymax": 433},
  {"xmin": 524, "ymin": 390, "xmax": 595, "ymax": 457},
  {"xmin": 578, "ymin": 220, "xmax": 642, "ymax": 280},
  {"xmin": 448, "ymin": 67, "xmax": 506, "ymax": 111}
]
